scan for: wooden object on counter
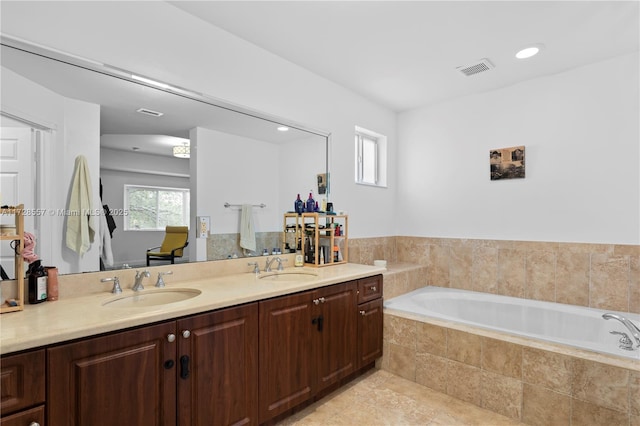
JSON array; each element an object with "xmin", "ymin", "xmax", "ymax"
[
  {"xmin": 1, "ymin": 204, "xmax": 24, "ymax": 313},
  {"xmin": 296, "ymin": 213, "xmax": 348, "ymax": 267}
]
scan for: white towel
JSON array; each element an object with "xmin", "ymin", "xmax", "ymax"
[
  {"xmin": 239, "ymin": 204, "xmax": 256, "ymax": 253},
  {"xmin": 65, "ymin": 155, "xmax": 95, "ymax": 255}
]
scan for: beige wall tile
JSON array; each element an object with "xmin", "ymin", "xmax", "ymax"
[
  {"xmin": 590, "ymin": 254, "xmax": 630, "ymax": 312},
  {"xmin": 481, "ymin": 371, "xmax": 523, "ymax": 420},
  {"xmin": 415, "ymin": 352, "xmax": 448, "ymax": 393},
  {"xmin": 630, "ymin": 256, "xmax": 639, "ymax": 314},
  {"xmin": 407, "ymin": 267, "xmax": 428, "ymax": 291},
  {"xmin": 631, "ymin": 369, "xmax": 640, "ymax": 417},
  {"xmin": 384, "ymin": 315, "xmax": 417, "ymax": 350},
  {"xmin": 386, "ymin": 343, "xmax": 416, "ymax": 381},
  {"xmin": 416, "ymin": 322, "xmax": 447, "ymax": 357},
  {"xmin": 447, "ymin": 329, "xmax": 482, "ymax": 367},
  {"xmin": 472, "ymin": 246, "xmax": 498, "ymax": 293},
  {"xmin": 446, "ymin": 360, "xmax": 482, "ymax": 406},
  {"xmin": 572, "ymin": 358, "xmax": 629, "ymax": 413},
  {"xmin": 428, "ymin": 244, "xmax": 450, "ymax": 287},
  {"xmin": 556, "ymin": 251, "xmax": 590, "ymax": 307},
  {"xmin": 632, "ymin": 414, "xmax": 640, "ymax": 426},
  {"xmin": 522, "ymin": 384, "xmax": 571, "ymax": 426},
  {"xmin": 522, "ymin": 347, "xmax": 573, "ymax": 394},
  {"xmin": 450, "ymin": 246, "xmax": 473, "ymax": 290},
  {"xmin": 396, "ymin": 237, "xmax": 430, "ymax": 265},
  {"xmin": 481, "ymin": 338, "xmax": 522, "ymax": 379},
  {"xmin": 571, "ymin": 398, "xmax": 630, "ymax": 426},
  {"xmin": 498, "ymin": 249, "xmax": 526, "ymax": 298},
  {"xmin": 382, "ymin": 272, "xmax": 408, "ymax": 300},
  {"xmin": 525, "ymin": 250, "xmax": 556, "ymax": 302}
]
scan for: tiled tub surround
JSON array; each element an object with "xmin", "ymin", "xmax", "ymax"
[
  {"xmin": 349, "ymin": 236, "xmax": 639, "ymax": 424},
  {"xmin": 382, "ymin": 310, "xmax": 640, "ymax": 426},
  {"xmin": 350, "ymin": 236, "xmax": 639, "ymax": 314}
]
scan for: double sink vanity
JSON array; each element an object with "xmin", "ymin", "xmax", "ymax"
[{"xmin": 0, "ymin": 256, "xmax": 385, "ymax": 426}]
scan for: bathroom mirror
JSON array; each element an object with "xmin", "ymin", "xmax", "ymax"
[{"xmin": 0, "ymin": 40, "xmax": 329, "ymax": 274}]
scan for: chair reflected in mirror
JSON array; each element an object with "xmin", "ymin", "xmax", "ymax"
[{"xmin": 146, "ymin": 226, "xmax": 189, "ymax": 266}]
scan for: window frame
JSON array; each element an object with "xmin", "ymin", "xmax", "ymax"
[
  {"xmin": 123, "ymin": 184, "xmax": 190, "ymax": 231},
  {"xmin": 355, "ymin": 126, "xmax": 387, "ymax": 188}
]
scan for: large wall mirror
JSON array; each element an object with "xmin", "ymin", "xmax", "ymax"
[{"xmin": 0, "ymin": 39, "xmax": 329, "ymax": 276}]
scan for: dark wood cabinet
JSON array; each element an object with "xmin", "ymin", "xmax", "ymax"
[
  {"xmin": 48, "ymin": 321, "xmax": 177, "ymax": 426},
  {"xmin": 177, "ymin": 303, "xmax": 258, "ymax": 426},
  {"xmin": 0, "ymin": 349, "xmax": 45, "ymax": 424},
  {"xmin": 258, "ymin": 281, "xmax": 359, "ymax": 423},
  {"xmin": 258, "ymin": 291, "xmax": 316, "ymax": 423},
  {"xmin": 357, "ymin": 275, "xmax": 383, "ymax": 369},
  {"xmin": 48, "ymin": 303, "xmax": 259, "ymax": 426},
  {"xmin": 314, "ymin": 281, "xmax": 357, "ymax": 392}
]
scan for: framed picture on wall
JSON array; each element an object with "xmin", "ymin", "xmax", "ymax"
[
  {"xmin": 490, "ymin": 146, "xmax": 525, "ymax": 180},
  {"xmin": 317, "ymin": 173, "xmax": 329, "ymax": 194}
]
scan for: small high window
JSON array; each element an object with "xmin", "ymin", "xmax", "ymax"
[
  {"xmin": 124, "ymin": 185, "xmax": 190, "ymax": 231},
  {"xmin": 355, "ymin": 126, "xmax": 387, "ymax": 188}
]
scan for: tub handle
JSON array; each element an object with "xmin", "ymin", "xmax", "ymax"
[{"xmin": 610, "ymin": 331, "xmax": 634, "ymax": 351}]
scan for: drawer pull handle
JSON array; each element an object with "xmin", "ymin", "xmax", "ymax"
[{"xmin": 180, "ymin": 355, "xmax": 190, "ymax": 379}]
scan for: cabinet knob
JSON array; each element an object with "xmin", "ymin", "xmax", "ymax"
[
  {"xmin": 167, "ymin": 333, "xmax": 176, "ymax": 343},
  {"xmin": 313, "ymin": 299, "xmax": 320, "ymax": 305},
  {"xmin": 182, "ymin": 330, "xmax": 191, "ymax": 339},
  {"xmin": 29, "ymin": 423, "xmax": 41, "ymax": 426},
  {"xmin": 319, "ymin": 297, "xmax": 326, "ymax": 303},
  {"xmin": 370, "ymin": 286, "xmax": 377, "ymax": 292},
  {"xmin": 359, "ymin": 310, "xmax": 366, "ymax": 316}
]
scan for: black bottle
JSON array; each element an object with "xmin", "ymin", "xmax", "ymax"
[{"xmin": 28, "ymin": 260, "xmax": 47, "ymax": 304}]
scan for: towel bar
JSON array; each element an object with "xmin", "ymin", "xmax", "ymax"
[{"xmin": 224, "ymin": 202, "xmax": 266, "ymax": 208}]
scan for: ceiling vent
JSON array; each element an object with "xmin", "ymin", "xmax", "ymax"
[
  {"xmin": 456, "ymin": 58, "xmax": 494, "ymax": 77},
  {"xmin": 136, "ymin": 108, "xmax": 164, "ymax": 117}
]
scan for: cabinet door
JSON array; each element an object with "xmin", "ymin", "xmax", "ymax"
[
  {"xmin": 177, "ymin": 303, "xmax": 258, "ymax": 426},
  {"xmin": 357, "ymin": 298, "xmax": 384, "ymax": 369},
  {"xmin": 48, "ymin": 322, "xmax": 177, "ymax": 426},
  {"xmin": 258, "ymin": 291, "xmax": 315, "ymax": 423},
  {"xmin": 0, "ymin": 349, "xmax": 45, "ymax": 416},
  {"xmin": 315, "ymin": 281, "xmax": 357, "ymax": 392}
]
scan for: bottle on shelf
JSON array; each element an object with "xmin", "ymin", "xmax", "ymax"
[
  {"xmin": 294, "ymin": 194, "xmax": 304, "ymax": 214},
  {"xmin": 306, "ymin": 191, "xmax": 315, "ymax": 213},
  {"xmin": 27, "ymin": 260, "xmax": 47, "ymax": 304}
]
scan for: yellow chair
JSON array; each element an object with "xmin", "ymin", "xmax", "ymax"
[{"xmin": 146, "ymin": 226, "xmax": 189, "ymax": 266}]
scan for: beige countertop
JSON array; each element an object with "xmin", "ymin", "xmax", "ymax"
[{"xmin": 0, "ymin": 261, "xmax": 385, "ymax": 355}]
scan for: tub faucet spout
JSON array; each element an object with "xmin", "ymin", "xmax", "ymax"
[{"xmin": 603, "ymin": 313, "xmax": 640, "ymax": 348}]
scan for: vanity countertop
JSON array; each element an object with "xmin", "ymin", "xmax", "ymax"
[{"xmin": 0, "ymin": 263, "xmax": 385, "ymax": 355}]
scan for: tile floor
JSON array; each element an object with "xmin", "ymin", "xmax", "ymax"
[{"xmin": 278, "ymin": 369, "xmax": 524, "ymax": 426}]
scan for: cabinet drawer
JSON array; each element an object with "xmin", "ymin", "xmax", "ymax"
[
  {"xmin": 0, "ymin": 404, "xmax": 45, "ymax": 426},
  {"xmin": 0, "ymin": 350, "xmax": 45, "ymax": 416},
  {"xmin": 357, "ymin": 275, "xmax": 382, "ymax": 304}
]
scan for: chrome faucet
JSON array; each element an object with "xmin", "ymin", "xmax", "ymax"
[
  {"xmin": 133, "ymin": 270, "xmax": 150, "ymax": 291},
  {"xmin": 248, "ymin": 262, "xmax": 260, "ymax": 274},
  {"xmin": 265, "ymin": 257, "xmax": 286, "ymax": 272},
  {"xmin": 101, "ymin": 276, "xmax": 122, "ymax": 294},
  {"xmin": 603, "ymin": 313, "xmax": 640, "ymax": 348},
  {"xmin": 155, "ymin": 271, "xmax": 173, "ymax": 288}
]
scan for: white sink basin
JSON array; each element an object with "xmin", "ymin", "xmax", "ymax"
[
  {"xmin": 258, "ymin": 271, "xmax": 319, "ymax": 282},
  {"xmin": 102, "ymin": 288, "xmax": 202, "ymax": 308}
]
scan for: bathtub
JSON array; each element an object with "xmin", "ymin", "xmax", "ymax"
[{"xmin": 384, "ymin": 286, "xmax": 640, "ymax": 361}]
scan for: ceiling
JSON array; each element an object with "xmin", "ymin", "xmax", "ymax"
[{"xmin": 171, "ymin": 1, "xmax": 640, "ymax": 112}]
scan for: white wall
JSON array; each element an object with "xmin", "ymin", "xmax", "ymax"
[
  {"xmin": 397, "ymin": 53, "xmax": 639, "ymax": 245},
  {"xmin": 1, "ymin": 67, "xmax": 101, "ymax": 274},
  {"xmin": 1, "ymin": 1, "xmax": 398, "ymax": 240}
]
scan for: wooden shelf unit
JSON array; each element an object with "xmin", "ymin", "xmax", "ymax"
[
  {"xmin": 299, "ymin": 213, "xmax": 348, "ymax": 267},
  {"xmin": 1, "ymin": 204, "xmax": 25, "ymax": 313}
]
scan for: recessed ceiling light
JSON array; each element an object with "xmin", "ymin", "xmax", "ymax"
[
  {"xmin": 277, "ymin": 126, "xmax": 289, "ymax": 132},
  {"xmin": 516, "ymin": 44, "xmax": 544, "ymax": 59}
]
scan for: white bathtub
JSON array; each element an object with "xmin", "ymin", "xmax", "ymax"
[{"xmin": 384, "ymin": 286, "xmax": 640, "ymax": 360}]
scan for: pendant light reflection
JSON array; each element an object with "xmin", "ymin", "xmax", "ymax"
[{"xmin": 173, "ymin": 144, "xmax": 190, "ymax": 158}]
